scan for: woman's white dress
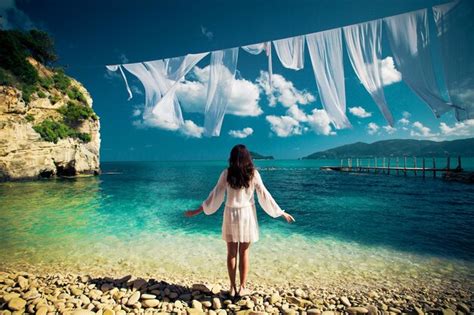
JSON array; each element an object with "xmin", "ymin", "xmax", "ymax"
[{"xmin": 200, "ymin": 168, "xmax": 285, "ymax": 243}]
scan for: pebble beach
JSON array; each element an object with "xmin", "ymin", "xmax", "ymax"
[{"xmin": 0, "ymin": 267, "xmax": 472, "ymax": 315}]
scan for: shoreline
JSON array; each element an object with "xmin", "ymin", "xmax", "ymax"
[{"xmin": 0, "ymin": 267, "xmax": 472, "ymax": 315}]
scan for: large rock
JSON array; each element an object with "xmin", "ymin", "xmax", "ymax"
[
  {"xmin": 8, "ymin": 297, "xmax": 26, "ymax": 311},
  {"xmin": 0, "ymin": 66, "xmax": 100, "ymax": 181}
]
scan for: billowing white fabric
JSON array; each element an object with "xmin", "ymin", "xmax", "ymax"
[
  {"xmin": 122, "ymin": 63, "xmax": 158, "ymax": 108},
  {"xmin": 265, "ymin": 42, "xmax": 273, "ymax": 88},
  {"xmin": 143, "ymin": 60, "xmax": 184, "ymax": 129},
  {"xmin": 105, "ymin": 65, "xmax": 132, "ymax": 100},
  {"xmin": 344, "ymin": 20, "xmax": 394, "ymax": 126},
  {"xmin": 306, "ymin": 29, "xmax": 351, "ymax": 129},
  {"xmin": 122, "ymin": 53, "xmax": 208, "ymax": 129},
  {"xmin": 273, "ymin": 36, "xmax": 305, "ymax": 70},
  {"xmin": 242, "ymin": 42, "xmax": 266, "ymax": 54},
  {"xmin": 145, "ymin": 53, "xmax": 207, "ymax": 128},
  {"xmin": 242, "ymin": 41, "xmax": 273, "ymax": 88},
  {"xmin": 433, "ymin": 0, "xmax": 474, "ymax": 120},
  {"xmin": 384, "ymin": 9, "xmax": 453, "ymax": 118},
  {"xmin": 201, "ymin": 168, "xmax": 285, "ymax": 243},
  {"xmin": 204, "ymin": 48, "xmax": 239, "ymax": 136}
]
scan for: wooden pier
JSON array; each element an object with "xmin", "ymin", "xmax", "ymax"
[{"xmin": 321, "ymin": 156, "xmax": 464, "ymax": 178}]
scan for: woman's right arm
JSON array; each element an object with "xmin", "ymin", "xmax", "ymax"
[
  {"xmin": 184, "ymin": 170, "xmax": 227, "ymax": 217},
  {"xmin": 184, "ymin": 205, "xmax": 203, "ymax": 217}
]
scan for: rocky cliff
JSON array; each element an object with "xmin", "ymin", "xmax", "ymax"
[{"xmin": 0, "ymin": 58, "xmax": 100, "ymax": 181}]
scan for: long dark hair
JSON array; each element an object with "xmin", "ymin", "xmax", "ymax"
[{"xmin": 227, "ymin": 144, "xmax": 255, "ymax": 189}]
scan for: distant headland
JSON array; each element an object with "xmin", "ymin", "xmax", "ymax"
[
  {"xmin": 303, "ymin": 138, "xmax": 474, "ymax": 159},
  {"xmin": 250, "ymin": 151, "xmax": 274, "ymax": 160}
]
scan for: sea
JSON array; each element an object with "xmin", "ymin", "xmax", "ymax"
[{"xmin": 1, "ymin": 158, "xmax": 473, "ymax": 289}]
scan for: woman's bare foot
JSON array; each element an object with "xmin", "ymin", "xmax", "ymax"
[
  {"xmin": 229, "ymin": 284, "xmax": 237, "ymax": 297},
  {"xmin": 238, "ymin": 286, "xmax": 251, "ymax": 297}
]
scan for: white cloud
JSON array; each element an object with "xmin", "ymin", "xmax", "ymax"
[
  {"xmin": 349, "ymin": 106, "xmax": 372, "ymax": 118},
  {"xmin": 132, "ymin": 106, "xmax": 203, "ymax": 138},
  {"xmin": 306, "ymin": 109, "xmax": 336, "ymax": 136},
  {"xmin": 398, "ymin": 111, "xmax": 411, "ymax": 126},
  {"xmin": 0, "ymin": 0, "xmax": 34, "ymax": 29},
  {"xmin": 439, "ymin": 119, "xmax": 474, "ymax": 137},
  {"xmin": 410, "ymin": 121, "xmax": 437, "ymax": 138},
  {"xmin": 257, "ymin": 71, "xmax": 315, "ymax": 108},
  {"xmin": 201, "ymin": 25, "xmax": 214, "ymax": 40},
  {"xmin": 380, "ymin": 57, "xmax": 402, "ymax": 86},
  {"xmin": 287, "ymin": 105, "xmax": 308, "ymax": 122},
  {"xmin": 383, "ymin": 125, "xmax": 397, "ymax": 134},
  {"xmin": 130, "ymin": 67, "xmax": 330, "ymax": 138},
  {"xmin": 367, "ymin": 122, "xmax": 380, "ymax": 135},
  {"xmin": 177, "ymin": 66, "xmax": 263, "ymax": 117},
  {"xmin": 266, "ymin": 106, "xmax": 335, "ymax": 137},
  {"xmin": 228, "ymin": 127, "xmax": 254, "ymax": 138},
  {"xmin": 180, "ymin": 120, "xmax": 204, "ymax": 138},
  {"xmin": 398, "ymin": 117, "xmax": 410, "ymax": 125},
  {"xmin": 265, "ymin": 115, "xmax": 303, "ymax": 137},
  {"xmin": 132, "ymin": 108, "xmax": 142, "ymax": 117}
]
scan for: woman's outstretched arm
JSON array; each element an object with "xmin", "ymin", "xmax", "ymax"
[
  {"xmin": 254, "ymin": 169, "xmax": 295, "ymax": 223},
  {"xmin": 184, "ymin": 169, "xmax": 227, "ymax": 217},
  {"xmin": 184, "ymin": 205, "xmax": 203, "ymax": 217}
]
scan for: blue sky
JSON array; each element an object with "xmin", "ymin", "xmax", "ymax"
[{"xmin": 3, "ymin": 0, "xmax": 473, "ymax": 161}]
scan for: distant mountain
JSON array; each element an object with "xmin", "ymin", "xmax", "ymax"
[
  {"xmin": 303, "ymin": 138, "xmax": 474, "ymax": 159},
  {"xmin": 250, "ymin": 151, "xmax": 274, "ymax": 160}
]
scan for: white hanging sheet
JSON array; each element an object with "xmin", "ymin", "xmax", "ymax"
[
  {"xmin": 104, "ymin": 4, "xmax": 474, "ymax": 135},
  {"xmin": 344, "ymin": 20, "xmax": 394, "ymax": 126},
  {"xmin": 242, "ymin": 42, "xmax": 273, "ymax": 87},
  {"xmin": 122, "ymin": 63, "xmax": 159, "ymax": 109},
  {"xmin": 306, "ymin": 28, "xmax": 351, "ymax": 129},
  {"xmin": 242, "ymin": 42, "xmax": 266, "ymax": 54},
  {"xmin": 122, "ymin": 53, "xmax": 208, "ymax": 129},
  {"xmin": 105, "ymin": 65, "xmax": 133, "ymax": 100},
  {"xmin": 204, "ymin": 48, "xmax": 239, "ymax": 136},
  {"xmin": 273, "ymin": 35, "xmax": 305, "ymax": 70},
  {"xmin": 384, "ymin": 9, "xmax": 453, "ymax": 118},
  {"xmin": 433, "ymin": 0, "xmax": 474, "ymax": 120}
]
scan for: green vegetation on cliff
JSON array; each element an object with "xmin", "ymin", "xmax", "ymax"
[
  {"xmin": 0, "ymin": 29, "xmax": 98, "ymax": 144},
  {"xmin": 59, "ymin": 101, "xmax": 98, "ymax": 124},
  {"xmin": 33, "ymin": 119, "xmax": 91, "ymax": 144},
  {"xmin": 0, "ymin": 29, "xmax": 56, "ymax": 102},
  {"xmin": 33, "ymin": 102, "xmax": 97, "ymax": 144}
]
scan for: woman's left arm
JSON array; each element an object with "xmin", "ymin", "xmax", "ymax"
[{"xmin": 254, "ymin": 170, "xmax": 295, "ymax": 223}]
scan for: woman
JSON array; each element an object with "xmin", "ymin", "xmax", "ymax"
[{"xmin": 184, "ymin": 144, "xmax": 295, "ymax": 297}]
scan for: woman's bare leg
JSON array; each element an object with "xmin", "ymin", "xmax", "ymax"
[
  {"xmin": 226, "ymin": 242, "xmax": 238, "ymax": 293},
  {"xmin": 238, "ymin": 242, "xmax": 250, "ymax": 290}
]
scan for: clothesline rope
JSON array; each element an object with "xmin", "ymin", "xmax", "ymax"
[{"xmin": 104, "ymin": 6, "xmax": 444, "ymax": 66}]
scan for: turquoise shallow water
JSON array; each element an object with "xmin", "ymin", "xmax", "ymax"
[{"xmin": 1, "ymin": 159, "xmax": 473, "ymax": 288}]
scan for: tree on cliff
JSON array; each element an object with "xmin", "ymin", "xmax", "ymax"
[{"xmin": 0, "ymin": 29, "xmax": 57, "ymax": 101}]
